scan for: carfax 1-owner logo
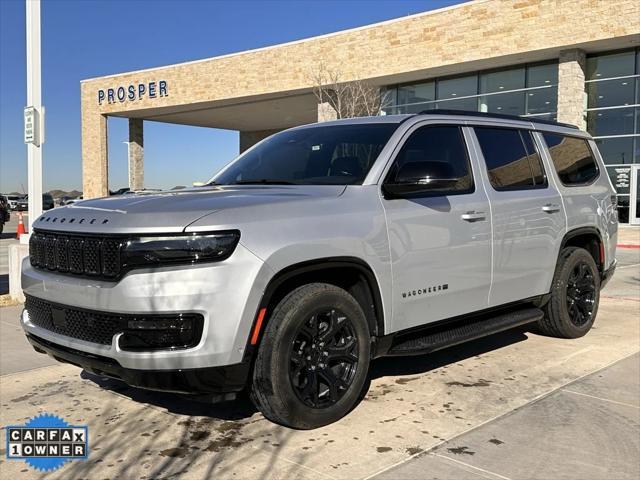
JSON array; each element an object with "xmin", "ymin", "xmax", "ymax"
[{"xmin": 5, "ymin": 413, "xmax": 89, "ymax": 472}]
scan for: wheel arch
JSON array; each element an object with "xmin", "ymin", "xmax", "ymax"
[
  {"xmin": 246, "ymin": 257, "xmax": 386, "ymax": 354},
  {"xmin": 559, "ymin": 226, "xmax": 605, "ymax": 272}
]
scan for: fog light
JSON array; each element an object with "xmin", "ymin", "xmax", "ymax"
[
  {"xmin": 119, "ymin": 314, "xmax": 203, "ymax": 351},
  {"xmin": 127, "ymin": 318, "xmax": 191, "ymax": 330}
]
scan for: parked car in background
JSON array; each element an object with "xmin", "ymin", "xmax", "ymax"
[
  {"xmin": 3, "ymin": 195, "xmax": 23, "ymax": 210},
  {"xmin": 20, "ymin": 111, "xmax": 617, "ymax": 429},
  {"xmin": 60, "ymin": 196, "xmax": 83, "ymax": 206},
  {"xmin": 17, "ymin": 193, "xmax": 55, "ymax": 211},
  {"xmin": 0, "ymin": 196, "xmax": 10, "ymax": 234},
  {"xmin": 65, "ymin": 196, "xmax": 83, "ymax": 206},
  {"xmin": 123, "ymin": 188, "xmax": 162, "ymax": 195},
  {"xmin": 109, "ymin": 187, "xmax": 130, "ymax": 196}
]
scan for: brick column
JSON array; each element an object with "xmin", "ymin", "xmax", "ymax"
[
  {"xmin": 128, "ymin": 119, "xmax": 144, "ymax": 190},
  {"xmin": 557, "ymin": 49, "xmax": 587, "ymax": 130},
  {"xmin": 81, "ymin": 113, "xmax": 109, "ymax": 199},
  {"xmin": 317, "ymin": 102, "xmax": 337, "ymax": 122}
]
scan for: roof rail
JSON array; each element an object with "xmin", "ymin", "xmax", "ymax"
[{"xmin": 415, "ymin": 109, "xmax": 579, "ymax": 129}]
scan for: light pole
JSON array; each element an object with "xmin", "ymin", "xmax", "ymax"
[{"xmin": 25, "ymin": 0, "xmax": 43, "ymax": 236}]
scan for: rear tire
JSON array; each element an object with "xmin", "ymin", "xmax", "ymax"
[
  {"xmin": 538, "ymin": 247, "xmax": 600, "ymax": 339},
  {"xmin": 250, "ymin": 283, "xmax": 370, "ymax": 429}
]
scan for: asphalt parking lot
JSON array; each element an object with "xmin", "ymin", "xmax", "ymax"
[{"xmin": 0, "ymin": 240, "xmax": 638, "ymax": 479}]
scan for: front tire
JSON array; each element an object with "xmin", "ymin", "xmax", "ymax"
[
  {"xmin": 538, "ymin": 247, "xmax": 600, "ymax": 339},
  {"xmin": 250, "ymin": 283, "xmax": 370, "ymax": 429}
]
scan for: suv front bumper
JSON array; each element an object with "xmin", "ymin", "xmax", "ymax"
[
  {"xmin": 21, "ymin": 242, "xmax": 273, "ymax": 370},
  {"xmin": 26, "ymin": 333, "xmax": 250, "ymax": 394}
]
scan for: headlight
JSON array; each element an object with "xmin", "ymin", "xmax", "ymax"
[{"xmin": 123, "ymin": 231, "xmax": 240, "ymax": 268}]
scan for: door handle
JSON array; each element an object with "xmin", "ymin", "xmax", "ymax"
[
  {"xmin": 461, "ymin": 211, "xmax": 486, "ymax": 222},
  {"xmin": 542, "ymin": 204, "xmax": 561, "ymax": 213}
]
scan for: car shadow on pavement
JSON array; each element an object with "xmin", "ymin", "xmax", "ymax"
[
  {"xmin": 80, "ymin": 325, "xmax": 531, "ymax": 422},
  {"xmin": 370, "ymin": 325, "xmax": 530, "ymax": 380},
  {"xmin": 55, "ymin": 326, "xmax": 531, "ymax": 479},
  {"xmin": 80, "ymin": 370, "xmax": 258, "ymax": 420}
]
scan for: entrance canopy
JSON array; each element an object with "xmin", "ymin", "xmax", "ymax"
[{"xmin": 79, "ymin": 0, "xmax": 639, "ymax": 198}]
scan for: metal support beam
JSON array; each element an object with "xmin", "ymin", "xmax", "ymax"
[{"xmin": 26, "ymin": 0, "xmax": 43, "ymax": 233}]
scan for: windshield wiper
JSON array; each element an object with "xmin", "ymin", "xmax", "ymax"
[{"xmin": 232, "ymin": 179, "xmax": 297, "ymax": 185}]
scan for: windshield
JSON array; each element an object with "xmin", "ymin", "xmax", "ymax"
[{"xmin": 212, "ymin": 123, "xmax": 399, "ymax": 185}]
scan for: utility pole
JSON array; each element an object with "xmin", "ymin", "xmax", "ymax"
[{"xmin": 25, "ymin": 0, "xmax": 43, "ymax": 235}]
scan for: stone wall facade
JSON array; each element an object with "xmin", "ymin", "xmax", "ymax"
[
  {"xmin": 557, "ymin": 49, "xmax": 587, "ymax": 129},
  {"xmin": 128, "ymin": 119, "xmax": 144, "ymax": 190},
  {"xmin": 80, "ymin": 0, "xmax": 640, "ymax": 197}
]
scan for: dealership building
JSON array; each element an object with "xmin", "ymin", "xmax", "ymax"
[{"xmin": 80, "ymin": 0, "xmax": 640, "ymax": 222}]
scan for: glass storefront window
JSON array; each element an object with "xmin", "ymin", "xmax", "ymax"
[
  {"xmin": 586, "ymin": 50, "xmax": 636, "ymax": 80},
  {"xmin": 526, "ymin": 63, "xmax": 558, "ymax": 87},
  {"xmin": 596, "ymin": 137, "xmax": 636, "ymax": 165},
  {"xmin": 526, "ymin": 86, "xmax": 557, "ymax": 115},
  {"xmin": 386, "ymin": 62, "xmax": 558, "ymax": 119},
  {"xmin": 587, "ymin": 107, "xmax": 637, "ymax": 137},
  {"xmin": 586, "ymin": 78, "xmax": 636, "ymax": 108},
  {"xmin": 479, "ymin": 91, "xmax": 525, "ymax": 115},
  {"xmin": 397, "ymin": 81, "xmax": 435, "ymax": 106},
  {"xmin": 479, "ymin": 68, "xmax": 524, "ymax": 94},
  {"xmin": 436, "ymin": 97, "xmax": 479, "ymax": 111},
  {"xmin": 437, "ymin": 75, "xmax": 477, "ymax": 100},
  {"xmin": 585, "ymin": 49, "xmax": 640, "ymax": 224}
]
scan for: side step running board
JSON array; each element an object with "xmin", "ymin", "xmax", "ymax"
[{"xmin": 387, "ymin": 307, "xmax": 543, "ymax": 356}]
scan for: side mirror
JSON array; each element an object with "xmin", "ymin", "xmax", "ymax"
[
  {"xmin": 383, "ymin": 161, "xmax": 460, "ymax": 197},
  {"xmin": 192, "ymin": 181, "xmax": 205, "ymax": 187}
]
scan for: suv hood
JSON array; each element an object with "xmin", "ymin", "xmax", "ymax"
[{"xmin": 33, "ymin": 185, "xmax": 346, "ymax": 234}]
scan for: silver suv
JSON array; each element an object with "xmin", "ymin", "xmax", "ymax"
[{"xmin": 21, "ymin": 111, "xmax": 618, "ymax": 428}]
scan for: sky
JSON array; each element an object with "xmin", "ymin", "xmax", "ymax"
[{"xmin": 0, "ymin": 0, "xmax": 463, "ymax": 194}]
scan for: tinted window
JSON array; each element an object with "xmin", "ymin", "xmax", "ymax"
[
  {"xmin": 388, "ymin": 125, "xmax": 473, "ymax": 194},
  {"xmin": 542, "ymin": 133, "xmax": 599, "ymax": 185},
  {"xmin": 475, "ymin": 127, "xmax": 545, "ymax": 190},
  {"xmin": 213, "ymin": 124, "xmax": 398, "ymax": 185}
]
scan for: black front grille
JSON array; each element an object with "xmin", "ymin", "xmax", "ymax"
[
  {"xmin": 30, "ymin": 231, "xmax": 122, "ymax": 279},
  {"xmin": 25, "ymin": 295, "xmax": 126, "ymax": 345},
  {"xmin": 25, "ymin": 295, "xmax": 204, "ymax": 350}
]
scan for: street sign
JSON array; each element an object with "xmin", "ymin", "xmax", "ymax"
[
  {"xmin": 24, "ymin": 106, "xmax": 36, "ymax": 144},
  {"xmin": 24, "ymin": 106, "xmax": 44, "ymax": 147}
]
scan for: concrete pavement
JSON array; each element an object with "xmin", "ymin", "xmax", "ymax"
[
  {"xmin": 0, "ymin": 249, "xmax": 637, "ymax": 479},
  {"xmin": 373, "ymin": 353, "xmax": 639, "ymax": 480},
  {"xmin": 0, "ymin": 213, "xmax": 27, "ymax": 295}
]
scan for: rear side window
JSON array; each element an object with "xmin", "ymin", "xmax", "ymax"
[
  {"xmin": 542, "ymin": 133, "xmax": 599, "ymax": 185},
  {"xmin": 388, "ymin": 125, "xmax": 474, "ymax": 194},
  {"xmin": 475, "ymin": 127, "xmax": 547, "ymax": 191}
]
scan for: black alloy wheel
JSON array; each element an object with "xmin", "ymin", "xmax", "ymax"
[
  {"xmin": 566, "ymin": 261, "xmax": 597, "ymax": 326},
  {"xmin": 289, "ymin": 308, "xmax": 359, "ymax": 408},
  {"xmin": 250, "ymin": 283, "xmax": 371, "ymax": 429},
  {"xmin": 539, "ymin": 246, "xmax": 601, "ymax": 339}
]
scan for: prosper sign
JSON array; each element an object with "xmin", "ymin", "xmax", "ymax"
[{"xmin": 98, "ymin": 80, "xmax": 168, "ymax": 105}]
